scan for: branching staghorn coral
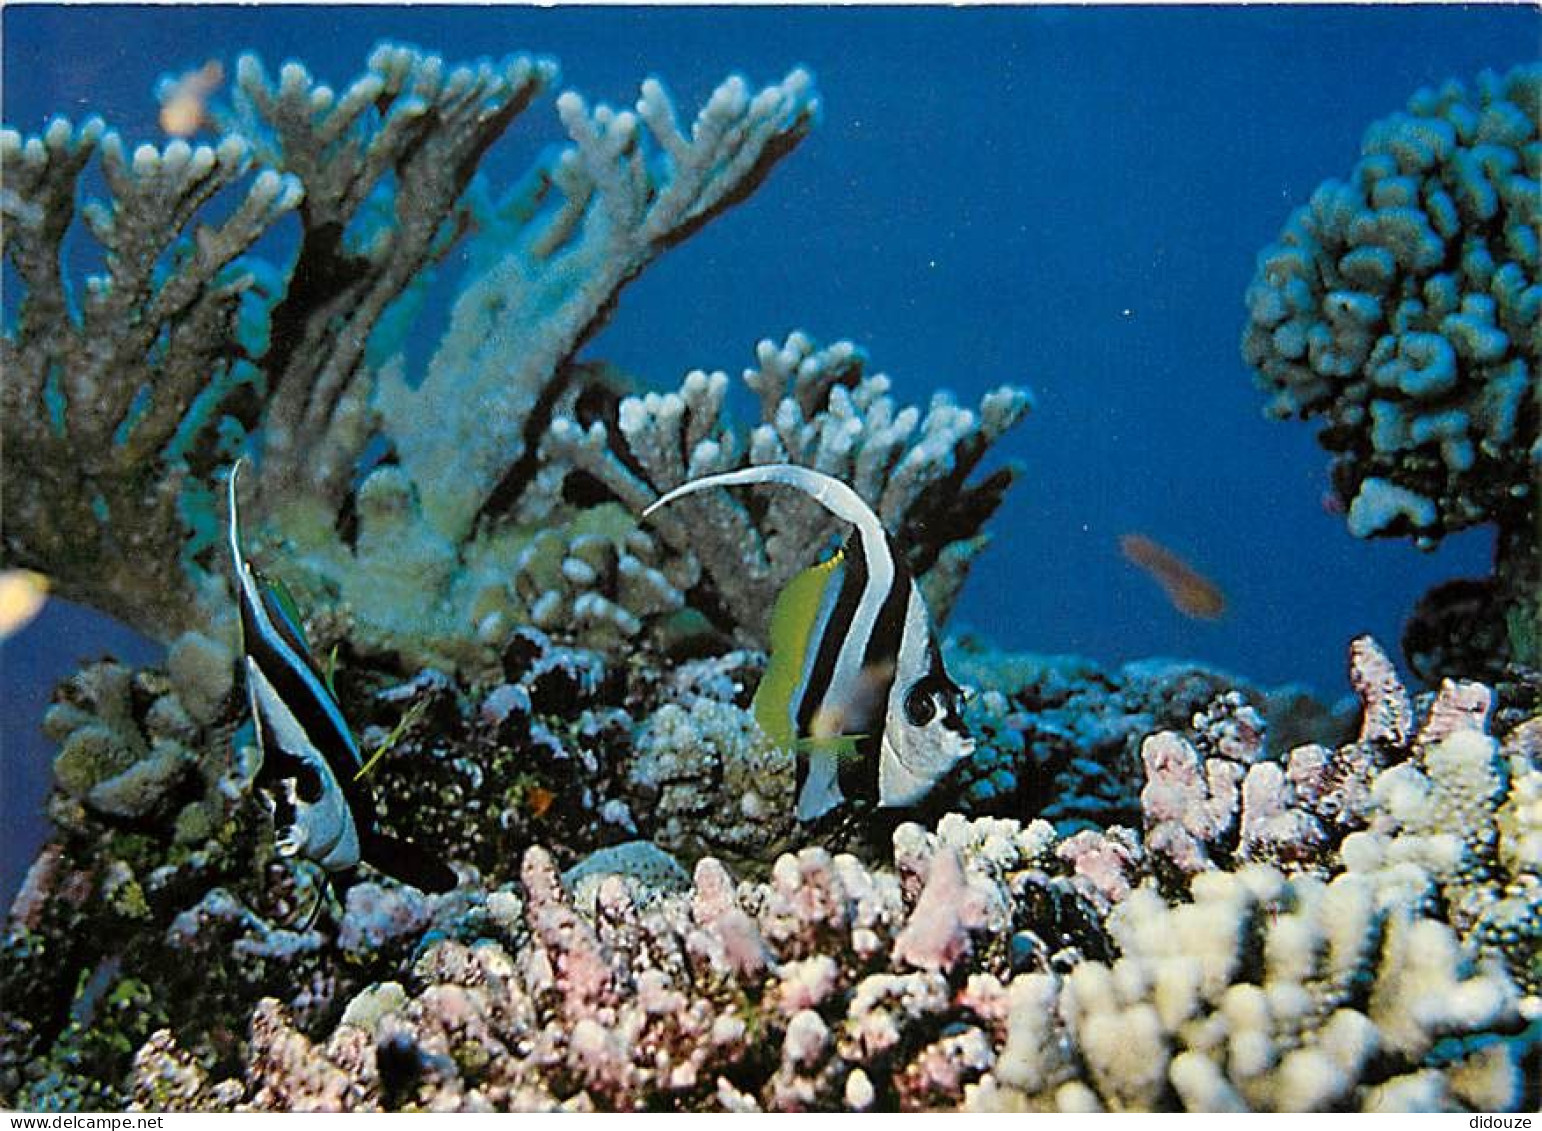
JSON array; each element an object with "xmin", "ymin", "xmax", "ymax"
[
  {"xmin": 545, "ymin": 331, "xmax": 1032, "ymax": 639},
  {"xmin": 378, "ymin": 70, "xmax": 821, "ymax": 543},
  {"xmin": 1, "ymin": 119, "xmax": 303, "ymax": 635},
  {"xmin": 220, "ymin": 46, "xmax": 559, "ymax": 509},
  {"xmin": 1, "ymin": 43, "xmax": 819, "ymax": 663},
  {"xmin": 1241, "ymin": 63, "xmax": 1541, "ymax": 675}
]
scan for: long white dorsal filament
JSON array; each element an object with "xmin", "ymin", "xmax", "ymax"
[{"xmin": 643, "ymin": 463, "xmax": 888, "ymax": 549}]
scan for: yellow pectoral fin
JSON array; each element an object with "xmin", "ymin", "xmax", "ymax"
[
  {"xmin": 324, "ymin": 644, "xmax": 341, "ymax": 699},
  {"xmin": 752, "ymin": 549, "xmax": 845, "ymax": 750},
  {"xmin": 794, "ymin": 733, "xmax": 869, "ymax": 763},
  {"xmin": 354, "ymin": 699, "xmax": 429, "ymax": 782},
  {"xmin": 353, "ymin": 744, "xmax": 389, "ymax": 783}
]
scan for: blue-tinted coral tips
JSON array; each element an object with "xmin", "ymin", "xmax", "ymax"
[
  {"xmin": 227, "ymin": 459, "xmax": 456, "ymax": 894},
  {"xmin": 644, "ymin": 464, "xmax": 974, "ymax": 821}
]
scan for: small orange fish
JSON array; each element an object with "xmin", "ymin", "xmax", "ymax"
[
  {"xmin": 159, "ymin": 60, "xmax": 224, "ymax": 137},
  {"xmin": 527, "ymin": 786, "xmax": 556, "ymax": 820},
  {"xmin": 1120, "ymin": 533, "xmax": 1227, "ymax": 621}
]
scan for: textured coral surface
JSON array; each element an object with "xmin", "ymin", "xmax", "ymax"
[
  {"xmin": 1242, "ymin": 63, "xmax": 1540, "ymax": 677},
  {"xmin": 4, "ymin": 40, "xmax": 1540, "ymax": 1115},
  {"xmin": 1243, "ymin": 64, "xmax": 1539, "ymax": 548},
  {"xmin": 4, "ymin": 631, "xmax": 1537, "ymax": 1112}
]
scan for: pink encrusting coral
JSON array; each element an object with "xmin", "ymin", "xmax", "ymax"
[{"xmin": 121, "ymin": 642, "xmax": 1538, "ymax": 1111}]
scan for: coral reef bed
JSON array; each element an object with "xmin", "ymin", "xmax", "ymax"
[
  {"xmin": 3, "ymin": 633, "xmax": 1538, "ymax": 1111},
  {"xmin": 4, "ymin": 40, "xmax": 1539, "ymax": 1113}
]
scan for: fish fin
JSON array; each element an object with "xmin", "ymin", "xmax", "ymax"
[
  {"xmin": 361, "ymin": 829, "xmax": 458, "ymax": 894},
  {"xmin": 258, "ymin": 572, "xmax": 312, "ymax": 655},
  {"xmin": 751, "ymin": 549, "xmax": 845, "ymax": 749},
  {"xmin": 355, "ymin": 698, "xmax": 430, "ymax": 782},
  {"xmin": 795, "ymin": 751, "xmax": 844, "ymax": 821},
  {"xmin": 227, "ymin": 459, "xmax": 247, "ymax": 563},
  {"xmin": 794, "ymin": 733, "xmax": 868, "ymax": 762},
  {"xmin": 292, "ymin": 873, "xmax": 331, "ymax": 932},
  {"xmin": 643, "ymin": 464, "xmax": 876, "ymax": 530},
  {"xmin": 324, "ymin": 644, "xmax": 341, "ymax": 699}
]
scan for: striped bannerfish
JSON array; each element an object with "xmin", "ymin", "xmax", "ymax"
[
  {"xmin": 227, "ymin": 460, "xmax": 456, "ymax": 894},
  {"xmin": 644, "ymin": 464, "xmax": 974, "ymax": 821}
]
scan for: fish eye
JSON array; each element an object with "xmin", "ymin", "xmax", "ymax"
[{"xmin": 904, "ymin": 682, "xmax": 936, "ymax": 727}]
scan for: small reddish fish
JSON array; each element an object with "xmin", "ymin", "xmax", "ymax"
[
  {"xmin": 1120, "ymin": 533, "xmax": 1227, "ymax": 621},
  {"xmin": 527, "ymin": 786, "xmax": 556, "ymax": 820}
]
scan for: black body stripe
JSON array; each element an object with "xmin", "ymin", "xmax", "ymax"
[
  {"xmin": 240, "ymin": 588, "xmax": 376, "ymax": 828},
  {"xmin": 837, "ymin": 533, "xmax": 912, "ymax": 802},
  {"xmin": 252, "ymin": 724, "xmax": 310, "ymax": 817},
  {"xmin": 795, "ymin": 534, "xmax": 870, "ymax": 736},
  {"xmin": 239, "ymin": 601, "xmax": 322, "ymax": 801},
  {"xmin": 247, "ymin": 583, "xmax": 336, "ymax": 709},
  {"xmin": 791, "ymin": 537, "xmax": 868, "ymax": 804},
  {"xmin": 252, "ymin": 718, "xmax": 325, "ymax": 803},
  {"xmin": 246, "ymin": 628, "xmax": 352, "ymax": 763}
]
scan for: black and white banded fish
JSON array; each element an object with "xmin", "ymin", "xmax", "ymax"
[
  {"xmin": 643, "ymin": 464, "xmax": 974, "ymax": 821},
  {"xmin": 227, "ymin": 460, "xmax": 456, "ymax": 894}
]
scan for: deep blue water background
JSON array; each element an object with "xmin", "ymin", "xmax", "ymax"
[{"xmin": 3, "ymin": 4, "xmax": 1537, "ymax": 901}]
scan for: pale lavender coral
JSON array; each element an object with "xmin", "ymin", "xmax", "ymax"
[
  {"xmin": 1140, "ymin": 636, "xmax": 1424, "ymax": 883},
  {"xmin": 891, "ymin": 848, "xmax": 989, "ymax": 973},
  {"xmin": 128, "ymin": 1030, "xmax": 244, "ymax": 1112},
  {"xmin": 624, "ymin": 698, "xmax": 795, "ymax": 862},
  {"xmin": 248, "ymin": 998, "xmax": 376, "ymax": 1112},
  {"xmin": 1136, "ymin": 636, "xmax": 1539, "ymax": 1004},
  {"xmin": 127, "ymin": 781, "xmax": 1537, "ymax": 1112},
  {"xmin": 166, "ymin": 888, "xmax": 325, "ymax": 963},
  {"xmin": 163, "ymin": 830, "xmax": 1020, "ymax": 1110},
  {"xmin": 5, "ymin": 845, "xmax": 65, "ymax": 936},
  {"xmin": 1140, "ymin": 730, "xmax": 1245, "ymax": 879},
  {"xmin": 1236, "ymin": 761, "xmax": 1329, "ymax": 867},
  {"xmin": 561, "ymin": 841, "xmax": 691, "ymax": 914},
  {"xmin": 337, "ymin": 883, "xmax": 434, "ymax": 960},
  {"xmin": 1054, "ymin": 828, "xmax": 1143, "ymax": 915},
  {"xmin": 1350, "ymin": 634, "xmax": 1413, "ymax": 745}
]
